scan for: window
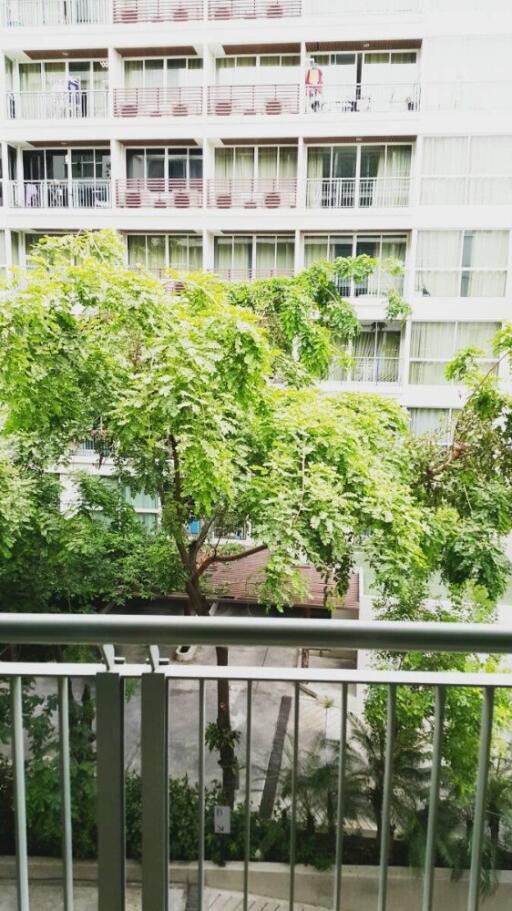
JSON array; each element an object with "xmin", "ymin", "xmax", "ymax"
[
  {"xmin": 304, "ymin": 233, "xmax": 407, "ymax": 297},
  {"xmin": 125, "ymin": 57, "xmax": 202, "ymax": 88},
  {"xmin": 214, "ymin": 235, "xmax": 295, "ymax": 280},
  {"xmin": 123, "ymin": 487, "xmax": 160, "ymax": 529},
  {"xmin": 421, "ymin": 136, "xmax": 512, "ymax": 205},
  {"xmin": 126, "ymin": 147, "xmax": 202, "ymax": 181},
  {"xmin": 215, "ymin": 146, "xmax": 297, "ymax": 180},
  {"xmin": 409, "ymin": 321, "xmax": 500, "ymax": 384},
  {"xmin": 127, "ymin": 234, "xmax": 203, "ymax": 275},
  {"xmin": 409, "ymin": 408, "xmax": 460, "ymax": 441},
  {"xmin": 216, "ymin": 54, "xmax": 300, "ymax": 70},
  {"xmin": 416, "ymin": 230, "xmax": 508, "ymax": 297},
  {"xmin": 330, "ymin": 325, "xmax": 402, "ymax": 383}
]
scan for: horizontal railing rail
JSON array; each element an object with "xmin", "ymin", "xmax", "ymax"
[
  {"xmin": 7, "ymin": 89, "xmax": 108, "ymax": 119},
  {"xmin": 215, "ymin": 266, "xmax": 295, "ymax": 281},
  {"xmin": 2, "ymin": 0, "xmax": 109, "ymax": 25},
  {"xmin": 305, "ymin": 82, "xmax": 420, "ymax": 113},
  {"xmin": 208, "ymin": 84, "xmax": 300, "ymax": 115},
  {"xmin": 306, "ymin": 176, "xmax": 410, "ymax": 208},
  {"xmin": 208, "ymin": 177, "xmax": 297, "ymax": 207},
  {"xmin": 208, "ymin": 0, "xmax": 302, "ymax": 16},
  {"xmin": 114, "ymin": 86, "xmax": 203, "ymax": 117},
  {"xmin": 116, "ymin": 177, "xmax": 203, "ymax": 207},
  {"xmin": 1, "ymin": 613, "xmax": 510, "ymax": 911},
  {"xmin": 2, "ymin": 613, "xmax": 512, "ymax": 651},
  {"xmin": 113, "ymin": 0, "xmax": 203, "ymax": 21},
  {"xmin": 335, "ymin": 268, "xmax": 405, "ymax": 298},
  {"xmin": 328, "ymin": 355, "xmax": 402, "ymax": 384},
  {"xmin": 9, "ymin": 178, "xmax": 111, "ymax": 208}
]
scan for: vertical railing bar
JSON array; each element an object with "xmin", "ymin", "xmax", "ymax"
[
  {"xmin": 467, "ymin": 686, "xmax": 495, "ymax": 911},
  {"xmin": 333, "ymin": 682, "xmax": 348, "ymax": 911},
  {"xmin": 421, "ymin": 685, "xmax": 445, "ymax": 911},
  {"xmin": 96, "ymin": 672, "xmax": 125, "ymax": 911},
  {"xmin": 377, "ymin": 684, "xmax": 396, "ymax": 911},
  {"xmin": 289, "ymin": 680, "xmax": 300, "ymax": 911},
  {"xmin": 142, "ymin": 672, "xmax": 169, "ymax": 911},
  {"xmin": 198, "ymin": 678, "xmax": 206, "ymax": 911},
  {"xmin": 58, "ymin": 677, "xmax": 74, "ymax": 911},
  {"xmin": 10, "ymin": 676, "xmax": 30, "ymax": 911},
  {"xmin": 243, "ymin": 680, "xmax": 253, "ymax": 911}
]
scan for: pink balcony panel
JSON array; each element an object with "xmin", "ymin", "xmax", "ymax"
[
  {"xmin": 114, "ymin": 87, "xmax": 203, "ymax": 118},
  {"xmin": 208, "ymin": 0, "xmax": 301, "ymax": 18},
  {"xmin": 117, "ymin": 179, "xmax": 203, "ymax": 207},
  {"xmin": 208, "ymin": 178, "xmax": 297, "ymax": 208},
  {"xmin": 114, "ymin": 0, "xmax": 203, "ymax": 21},
  {"xmin": 208, "ymin": 84, "xmax": 300, "ymax": 116}
]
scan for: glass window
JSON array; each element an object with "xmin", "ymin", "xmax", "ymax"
[
  {"xmin": 416, "ymin": 231, "xmax": 508, "ymax": 297},
  {"xmin": 409, "ymin": 322, "xmax": 500, "ymax": 385},
  {"xmin": 391, "ymin": 52, "xmax": 417, "ymax": 64}
]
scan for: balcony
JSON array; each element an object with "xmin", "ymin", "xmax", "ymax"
[
  {"xmin": 114, "ymin": 87, "xmax": 203, "ymax": 117},
  {"xmin": 306, "ymin": 83, "xmax": 420, "ymax": 114},
  {"xmin": 116, "ymin": 178, "xmax": 203, "ymax": 207},
  {"xmin": 306, "ymin": 176, "xmax": 410, "ymax": 208},
  {"xmin": 7, "ymin": 90, "xmax": 108, "ymax": 120},
  {"xmin": 208, "ymin": 84, "xmax": 300, "ymax": 116},
  {"xmin": 335, "ymin": 268, "xmax": 406, "ymax": 298},
  {"xmin": 2, "ymin": 0, "xmax": 109, "ymax": 25},
  {"xmin": 208, "ymin": 0, "xmax": 302, "ymax": 16},
  {"xmin": 328, "ymin": 355, "xmax": 402, "ymax": 384},
  {"xmin": 9, "ymin": 179, "xmax": 111, "ymax": 208},
  {"xmin": 113, "ymin": 0, "xmax": 203, "ymax": 22},
  {"xmin": 0, "ymin": 612, "xmax": 509, "ymax": 911},
  {"xmin": 208, "ymin": 178, "xmax": 297, "ymax": 208},
  {"xmin": 215, "ymin": 266, "xmax": 294, "ymax": 281}
]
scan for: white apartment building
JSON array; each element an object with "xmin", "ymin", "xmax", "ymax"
[{"xmin": 0, "ymin": 0, "xmax": 511, "ymax": 445}]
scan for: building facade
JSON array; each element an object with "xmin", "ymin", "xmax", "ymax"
[{"xmin": 1, "ymin": 0, "xmax": 511, "ymax": 443}]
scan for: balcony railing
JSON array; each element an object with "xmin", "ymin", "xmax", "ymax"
[
  {"xmin": 335, "ymin": 269, "xmax": 405, "ymax": 298},
  {"xmin": 215, "ymin": 266, "xmax": 294, "ymax": 281},
  {"xmin": 208, "ymin": 0, "xmax": 302, "ymax": 17},
  {"xmin": 2, "ymin": 0, "xmax": 109, "ymax": 25},
  {"xmin": 0, "ymin": 612, "xmax": 510, "ymax": 911},
  {"xmin": 208, "ymin": 84, "xmax": 300, "ymax": 116},
  {"xmin": 116, "ymin": 178, "xmax": 203, "ymax": 207},
  {"xmin": 113, "ymin": 0, "xmax": 203, "ymax": 21},
  {"xmin": 7, "ymin": 90, "xmax": 108, "ymax": 120},
  {"xmin": 306, "ymin": 176, "xmax": 411, "ymax": 208},
  {"xmin": 305, "ymin": 83, "xmax": 420, "ymax": 113},
  {"xmin": 114, "ymin": 87, "xmax": 203, "ymax": 117},
  {"xmin": 208, "ymin": 178, "xmax": 297, "ymax": 208},
  {"xmin": 9, "ymin": 179, "xmax": 111, "ymax": 208},
  {"xmin": 328, "ymin": 355, "xmax": 402, "ymax": 384}
]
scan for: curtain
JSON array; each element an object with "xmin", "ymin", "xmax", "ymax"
[
  {"xmin": 410, "ymin": 322, "xmax": 455, "ymax": 359},
  {"xmin": 421, "ymin": 137, "xmax": 467, "ymax": 204},
  {"xmin": 409, "ymin": 408, "xmax": 450, "ymax": 436},
  {"xmin": 307, "ymin": 149, "xmax": 326, "ymax": 179},
  {"xmin": 145, "ymin": 60, "xmax": 164, "ymax": 88},
  {"xmin": 127, "ymin": 235, "xmax": 147, "ymax": 268},
  {"xmin": 278, "ymin": 148, "xmax": 297, "ymax": 179},
  {"xmin": 276, "ymin": 240, "xmax": 295, "ymax": 275},
  {"xmin": 304, "ymin": 238, "xmax": 328, "ymax": 266},
  {"xmin": 416, "ymin": 231, "xmax": 461, "ymax": 296},
  {"xmin": 215, "ymin": 149, "xmax": 233, "ymax": 180},
  {"xmin": 256, "ymin": 239, "xmax": 276, "ymax": 276},
  {"xmin": 187, "ymin": 237, "xmax": 203, "ymax": 271},
  {"xmin": 258, "ymin": 149, "xmax": 278, "ymax": 180},
  {"xmin": 456, "ymin": 322, "xmax": 499, "ymax": 357},
  {"xmin": 147, "ymin": 236, "xmax": 166, "ymax": 274},
  {"xmin": 125, "ymin": 61, "xmax": 143, "ymax": 89},
  {"xmin": 461, "ymin": 231, "xmax": 508, "ymax": 296}
]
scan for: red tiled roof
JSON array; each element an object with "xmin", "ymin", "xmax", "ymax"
[{"xmin": 174, "ymin": 548, "xmax": 359, "ymax": 612}]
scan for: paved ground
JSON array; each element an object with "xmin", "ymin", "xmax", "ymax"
[{"xmin": 0, "ymin": 884, "xmax": 323, "ymax": 911}]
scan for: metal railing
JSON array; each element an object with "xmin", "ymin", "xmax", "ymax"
[
  {"xmin": 306, "ymin": 176, "xmax": 411, "ymax": 208},
  {"xmin": 208, "ymin": 178, "xmax": 297, "ymax": 208},
  {"xmin": 208, "ymin": 84, "xmax": 300, "ymax": 116},
  {"xmin": 113, "ymin": 87, "xmax": 203, "ymax": 117},
  {"xmin": 214, "ymin": 266, "xmax": 294, "ymax": 281},
  {"xmin": 335, "ymin": 268, "xmax": 405, "ymax": 298},
  {"xmin": 113, "ymin": 0, "xmax": 203, "ymax": 20},
  {"xmin": 7, "ymin": 90, "xmax": 108, "ymax": 120},
  {"xmin": 328, "ymin": 355, "xmax": 402, "ymax": 384},
  {"xmin": 305, "ymin": 83, "xmax": 420, "ymax": 113},
  {"xmin": 2, "ymin": 0, "xmax": 109, "ymax": 25},
  {"xmin": 0, "ymin": 612, "xmax": 511, "ymax": 911},
  {"xmin": 116, "ymin": 178, "xmax": 203, "ymax": 207},
  {"xmin": 9, "ymin": 179, "xmax": 111, "ymax": 208},
  {"xmin": 208, "ymin": 0, "xmax": 302, "ymax": 16}
]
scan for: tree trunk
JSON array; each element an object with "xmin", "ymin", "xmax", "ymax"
[{"xmin": 216, "ymin": 644, "xmax": 238, "ymax": 808}]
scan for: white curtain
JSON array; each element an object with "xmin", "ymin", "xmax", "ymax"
[
  {"xmin": 125, "ymin": 61, "xmax": 143, "ymax": 89},
  {"xmin": 456, "ymin": 322, "xmax": 499, "ymax": 357},
  {"xmin": 147, "ymin": 236, "xmax": 166, "ymax": 273},
  {"xmin": 462, "ymin": 231, "xmax": 508, "ymax": 296},
  {"xmin": 416, "ymin": 231, "xmax": 461, "ymax": 296},
  {"xmin": 409, "ymin": 408, "xmax": 451, "ymax": 437},
  {"xmin": 304, "ymin": 238, "xmax": 328, "ymax": 266},
  {"xmin": 278, "ymin": 148, "xmax": 297, "ymax": 179},
  {"xmin": 127, "ymin": 235, "xmax": 148, "ymax": 268},
  {"xmin": 409, "ymin": 322, "xmax": 455, "ymax": 384},
  {"xmin": 255, "ymin": 239, "xmax": 276, "ymax": 276},
  {"xmin": 258, "ymin": 149, "xmax": 278, "ymax": 179}
]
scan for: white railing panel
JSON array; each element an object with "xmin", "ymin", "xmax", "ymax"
[
  {"xmin": 9, "ymin": 179, "xmax": 111, "ymax": 208},
  {"xmin": 3, "ymin": 0, "xmax": 109, "ymax": 25},
  {"xmin": 7, "ymin": 90, "xmax": 109, "ymax": 120}
]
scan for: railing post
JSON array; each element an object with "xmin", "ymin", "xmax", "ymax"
[
  {"xmin": 10, "ymin": 677, "xmax": 30, "ymax": 911},
  {"xmin": 96, "ymin": 672, "xmax": 125, "ymax": 911},
  {"xmin": 142, "ymin": 671, "xmax": 169, "ymax": 911}
]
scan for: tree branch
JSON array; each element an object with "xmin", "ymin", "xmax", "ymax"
[{"xmin": 196, "ymin": 542, "xmax": 268, "ymax": 579}]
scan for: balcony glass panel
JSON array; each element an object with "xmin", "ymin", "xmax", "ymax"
[{"xmin": 409, "ymin": 321, "xmax": 500, "ymax": 384}]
